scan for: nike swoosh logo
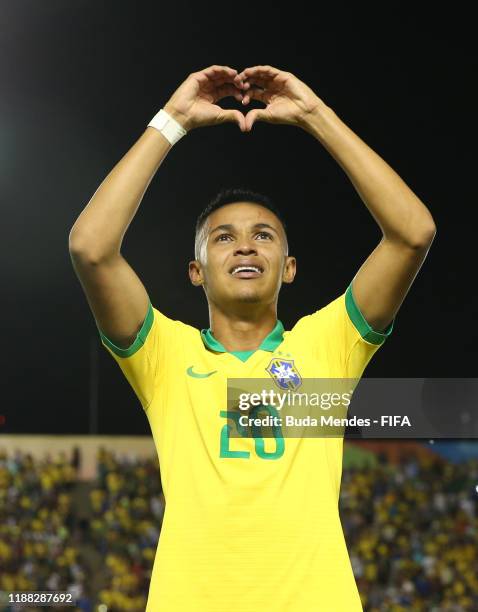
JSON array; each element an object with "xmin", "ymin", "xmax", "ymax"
[{"xmin": 186, "ymin": 366, "xmax": 218, "ymax": 379}]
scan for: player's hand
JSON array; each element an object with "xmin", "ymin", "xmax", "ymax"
[
  {"xmin": 163, "ymin": 66, "xmax": 246, "ymax": 132},
  {"xmin": 234, "ymin": 65, "xmax": 323, "ymax": 132}
]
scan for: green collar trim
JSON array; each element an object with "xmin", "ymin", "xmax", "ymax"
[{"xmin": 201, "ymin": 320, "xmax": 285, "ymax": 362}]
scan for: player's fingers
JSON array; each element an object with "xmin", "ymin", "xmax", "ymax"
[
  {"xmin": 242, "ymin": 76, "xmax": 270, "ymax": 91},
  {"xmin": 236, "ymin": 65, "xmax": 281, "ymax": 83},
  {"xmin": 244, "ymin": 108, "xmax": 269, "ymax": 132},
  {"xmin": 201, "ymin": 65, "xmax": 238, "ymax": 81},
  {"xmin": 213, "ymin": 83, "xmax": 244, "ymax": 103},
  {"xmin": 242, "ymin": 74, "xmax": 286, "ymax": 97},
  {"xmin": 197, "ymin": 74, "xmax": 243, "ymax": 100},
  {"xmin": 216, "ymin": 108, "xmax": 247, "ymax": 132},
  {"xmin": 199, "ymin": 70, "xmax": 243, "ymax": 95},
  {"xmin": 240, "ymin": 86, "xmax": 269, "ymax": 106},
  {"xmin": 237, "ymin": 65, "xmax": 279, "ymax": 79}
]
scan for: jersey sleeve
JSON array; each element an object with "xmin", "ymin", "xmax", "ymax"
[
  {"xmin": 291, "ymin": 282, "xmax": 395, "ymax": 379},
  {"xmin": 96, "ymin": 301, "xmax": 178, "ymax": 411}
]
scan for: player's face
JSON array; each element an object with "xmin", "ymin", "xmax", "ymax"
[{"xmin": 190, "ymin": 202, "xmax": 296, "ymax": 308}]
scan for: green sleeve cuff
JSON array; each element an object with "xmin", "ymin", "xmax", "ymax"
[
  {"xmin": 98, "ymin": 301, "xmax": 154, "ymax": 357},
  {"xmin": 345, "ymin": 283, "xmax": 394, "ymax": 345}
]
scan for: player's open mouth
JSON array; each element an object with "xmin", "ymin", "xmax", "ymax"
[{"xmin": 229, "ymin": 265, "xmax": 264, "ymax": 278}]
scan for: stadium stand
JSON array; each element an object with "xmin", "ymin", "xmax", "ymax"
[{"xmin": 0, "ymin": 441, "xmax": 477, "ymax": 611}]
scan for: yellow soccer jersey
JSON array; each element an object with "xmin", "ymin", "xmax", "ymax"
[{"xmin": 98, "ymin": 282, "xmax": 394, "ymax": 612}]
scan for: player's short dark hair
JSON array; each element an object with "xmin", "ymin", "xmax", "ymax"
[
  {"xmin": 196, "ymin": 188, "xmax": 286, "ymax": 239},
  {"xmin": 194, "ymin": 188, "xmax": 288, "ymax": 261}
]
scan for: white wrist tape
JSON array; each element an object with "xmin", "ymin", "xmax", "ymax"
[{"xmin": 147, "ymin": 109, "xmax": 187, "ymax": 145}]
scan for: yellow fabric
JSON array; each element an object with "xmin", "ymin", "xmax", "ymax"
[{"xmin": 101, "ymin": 291, "xmax": 389, "ymax": 612}]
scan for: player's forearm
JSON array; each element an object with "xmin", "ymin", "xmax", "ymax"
[
  {"xmin": 301, "ymin": 104, "xmax": 436, "ymax": 247},
  {"xmin": 69, "ymin": 127, "xmax": 172, "ymax": 262}
]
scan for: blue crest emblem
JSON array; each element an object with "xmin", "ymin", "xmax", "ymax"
[{"xmin": 266, "ymin": 358, "xmax": 302, "ymax": 390}]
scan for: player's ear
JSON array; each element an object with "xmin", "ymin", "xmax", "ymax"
[
  {"xmin": 189, "ymin": 260, "xmax": 204, "ymax": 286},
  {"xmin": 282, "ymin": 256, "xmax": 296, "ymax": 284}
]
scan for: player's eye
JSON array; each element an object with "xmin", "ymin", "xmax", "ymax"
[
  {"xmin": 216, "ymin": 233, "xmax": 233, "ymax": 242},
  {"xmin": 256, "ymin": 231, "xmax": 273, "ymax": 240}
]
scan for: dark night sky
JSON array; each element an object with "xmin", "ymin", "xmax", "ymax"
[{"xmin": 1, "ymin": 3, "xmax": 476, "ymax": 434}]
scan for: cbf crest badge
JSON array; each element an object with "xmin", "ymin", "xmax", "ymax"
[{"xmin": 266, "ymin": 356, "xmax": 302, "ymax": 390}]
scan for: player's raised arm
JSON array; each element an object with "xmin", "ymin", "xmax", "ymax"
[
  {"xmin": 69, "ymin": 66, "xmax": 246, "ymax": 349},
  {"xmin": 235, "ymin": 65, "xmax": 436, "ymax": 330}
]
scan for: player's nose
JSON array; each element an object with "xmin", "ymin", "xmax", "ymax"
[
  {"xmin": 233, "ymin": 232, "xmax": 258, "ymax": 255},
  {"xmin": 233, "ymin": 242, "xmax": 258, "ymax": 256}
]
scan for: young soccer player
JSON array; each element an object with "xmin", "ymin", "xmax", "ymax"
[{"xmin": 69, "ymin": 64, "xmax": 436, "ymax": 611}]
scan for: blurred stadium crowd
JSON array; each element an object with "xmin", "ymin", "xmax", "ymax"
[
  {"xmin": 0, "ymin": 448, "xmax": 90, "ymax": 610},
  {"xmin": 90, "ymin": 448, "xmax": 164, "ymax": 612},
  {"xmin": 0, "ymin": 445, "xmax": 477, "ymax": 611},
  {"xmin": 342, "ymin": 453, "xmax": 478, "ymax": 611}
]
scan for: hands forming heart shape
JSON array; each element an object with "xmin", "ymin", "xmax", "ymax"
[{"xmin": 163, "ymin": 65, "xmax": 324, "ymax": 133}]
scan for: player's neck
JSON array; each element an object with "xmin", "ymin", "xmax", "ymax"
[{"xmin": 207, "ymin": 304, "xmax": 278, "ymax": 353}]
